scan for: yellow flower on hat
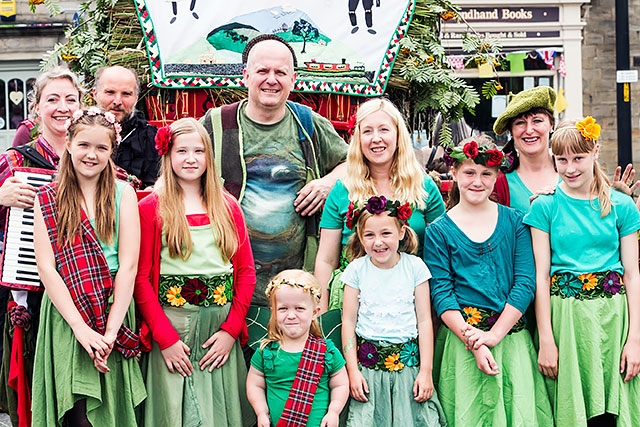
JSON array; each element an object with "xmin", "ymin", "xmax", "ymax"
[{"xmin": 576, "ymin": 116, "xmax": 601, "ymax": 141}]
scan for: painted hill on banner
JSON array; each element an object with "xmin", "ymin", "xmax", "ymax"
[{"xmin": 206, "ymin": 6, "xmax": 331, "ymax": 54}]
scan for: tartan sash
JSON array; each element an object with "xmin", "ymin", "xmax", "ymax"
[
  {"xmin": 276, "ymin": 334, "xmax": 327, "ymax": 427},
  {"xmin": 38, "ymin": 183, "xmax": 139, "ymax": 358}
]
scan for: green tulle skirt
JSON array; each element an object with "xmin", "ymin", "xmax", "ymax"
[
  {"xmin": 433, "ymin": 326, "xmax": 553, "ymax": 427},
  {"xmin": 546, "ymin": 292, "xmax": 640, "ymax": 426}
]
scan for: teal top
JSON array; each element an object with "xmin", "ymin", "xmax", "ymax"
[
  {"xmin": 524, "ymin": 186, "xmax": 640, "ymax": 276},
  {"xmin": 250, "ymin": 338, "xmax": 346, "ymax": 427},
  {"xmin": 424, "ymin": 204, "xmax": 535, "ymax": 316},
  {"xmin": 505, "ymin": 171, "xmax": 534, "ymax": 213},
  {"xmin": 89, "ymin": 180, "xmax": 125, "ymax": 272},
  {"xmin": 320, "ymin": 176, "xmax": 445, "ymax": 257}
]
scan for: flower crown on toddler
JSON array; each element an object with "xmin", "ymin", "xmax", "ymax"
[
  {"xmin": 346, "ymin": 195, "xmax": 413, "ymax": 230},
  {"xmin": 265, "ymin": 277, "xmax": 322, "ymax": 302},
  {"xmin": 65, "ymin": 106, "xmax": 122, "ymax": 144}
]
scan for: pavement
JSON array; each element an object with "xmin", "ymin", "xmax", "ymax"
[{"xmin": 0, "ymin": 411, "xmax": 8, "ymax": 426}]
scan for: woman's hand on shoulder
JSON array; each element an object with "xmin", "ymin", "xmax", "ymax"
[
  {"xmin": 471, "ymin": 345, "xmax": 499, "ymax": 376},
  {"xmin": 413, "ymin": 369, "xmax": 434, "ymax": 402},
  {"xmin": 621, "ymin": 336, "xmax": 640, "ymax": 382},
  {"xmin": 347, "ymin": 368, "xmax": 369, "ymax": 402},
  {"xmin": 529, "ymin": 186, "xmax": 556, "ymax": 204},
  {"xmin": 160, "ymin": 339, "xmax": 193, "ymax": 376},
  {"xmin": 199, "ymin": 329, "xmax": 235, "ymax": 371},
  {"xmin": 0, "ymin": 177, "xmax": 35, "ymax": 208}
]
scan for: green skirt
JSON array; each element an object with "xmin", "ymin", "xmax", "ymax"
[
  {"xmin": 433, "ymin": 327, "xmax": 553, "ymax": 427},
  {"xmin": 346, "ymin": 364, "xmax": 447, "ymax": 427},
  {"xmin": 31, "ymin": 293, "xmax": 146, "ymax": 427},
  {"xmin": 548, "ymin": 293, "xmax": 640, "ymax": 426},
  {"xmin": 142, "ymin": 303, "xmax": 255, "ymax": 427}
]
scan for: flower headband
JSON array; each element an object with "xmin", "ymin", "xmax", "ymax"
[
  {"xmin": 443, "ymin": 140, "xmax": 511, "ymax": 169},
  {"xmin": 346, "ymin": 195, "xmax": 413, "ymax": 230},
  {"xmin": 65, "ymin": 106, "xmax": 122, "ymax": 144},
  {"xmin": 576, "ymin": 116, "xmax": 601, "ymax": 141},
  {"xmin": 154, "ymin": 125, "xmax": 172, "ymax": 156},
  {"xmin": 265, "ymin": 277, "xmax": 322, "ymax": 302}
]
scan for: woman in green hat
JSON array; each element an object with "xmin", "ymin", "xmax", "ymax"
[
  {"xmin": 493, "ymin": 86, "xmax": 637, "ymax": 213},
  {"xmin": 492, "ymin": 86, "xmax": 560, "ymax": 213}
]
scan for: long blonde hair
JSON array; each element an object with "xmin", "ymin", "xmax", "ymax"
[
  {"xmin": 56, "ymin": 110, "xmax": 117, "ymax": 245},
  {"xmin": 551, "ymin": 119, "xmax": 611, "ymax": 217},
  {"xmin": 157, "ymin": 118, "xmax": 238, "ymax": 261},
  {"xmin": 261, "ymin": 269, "xmax": 322, "ymax": 350},
  {"xmin": 343, "ymin": 98, "xmax": 427, "ymax": 209}
]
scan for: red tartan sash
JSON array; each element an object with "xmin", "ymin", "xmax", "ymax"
[
  {"xmin": 38, "ymin": 183, "xmax": 139, "ymax": 358},
  {"xmin": 277, "ymin": 334, "xmax": 326, "ymax": 427}
]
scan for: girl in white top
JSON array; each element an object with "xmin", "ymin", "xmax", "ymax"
[{"xmin": 341, "ymin": 196, "xmax": 445, "ymax": 427}]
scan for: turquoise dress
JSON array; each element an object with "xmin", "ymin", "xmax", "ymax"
[
  {"xmin": 524, "ymin": 187, "xmax": 640, "ymax": 426},
  {"xmin": 505, "ymin": 170, "xmax": 534, "ymax": 213},
  {"xmin": 424, "ymin": 204, "xmax": 553, "ymax": 426},
  {"xmin": 32, "ymin": 181, "xmax": 146, "ymax": 427},
  {"xmin": 320, "ymin": 176, "xmax": 445, "ymax": 309}
]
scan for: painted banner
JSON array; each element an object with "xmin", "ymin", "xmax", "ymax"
[{"xmin": 134, "ymin": 0, "xmax": 415, "ymax": 96}]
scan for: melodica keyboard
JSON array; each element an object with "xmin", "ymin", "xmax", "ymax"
[{"xmin": 1, "ymin": 168, "xmax": 55, "ymax": 291}]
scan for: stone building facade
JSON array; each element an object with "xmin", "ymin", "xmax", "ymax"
[
  {"xmin": 0, "ymin": 1, "xmax": 80, "ymax": 148},
  {"xmin": 582, "ymin": 0, "xmax": 640, "ymax": 173}
]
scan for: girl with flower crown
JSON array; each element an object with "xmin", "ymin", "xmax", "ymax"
[
  {"xmin": 246, "ymin": 269, "xmax": 349, "ymax": 427},
  {"xmin": 134, "ymin": 117, "xmax": 255, "ymax": 427},
  {"xmin": 341, "ymin": 195, "xmax": 446, "ymax": 427},
  {"xmin": 524, "ymin": 117, "xmax": 640, "ymax": 426},
  {"xmin": 316, "ymin": 98, "xmax": 445, "ymax": 312},
  {"xmin": 31, "ymin": 107, "xmax": 145, "ymax": 426},
  {"xmin": 424, "ymin": 136, "xmax": 553, "ymax": 426}
]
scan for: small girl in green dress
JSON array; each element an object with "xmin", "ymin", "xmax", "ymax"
[{"xmin": 247, "ymin": 269, "xmax": 349, "ymax": 427}]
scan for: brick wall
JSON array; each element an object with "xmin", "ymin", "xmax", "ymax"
[{"xmin": 582, "ymin": 0, "xmax": 640, "ymax": 174}]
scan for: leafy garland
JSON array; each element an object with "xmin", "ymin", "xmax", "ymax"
[{"xmin": 34, "ymin": 0, "xmax": 502, "ymax": 149}]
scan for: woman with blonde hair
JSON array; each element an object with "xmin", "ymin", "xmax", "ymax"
[
  {"xmin": 315, "ymin": 98, "xmax": 445, "ymax": 311},
  {"xmin": 134, "ymin": 117, "xmax": 256, "ymax": 427}
]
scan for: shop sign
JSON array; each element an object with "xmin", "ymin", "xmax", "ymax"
[{"xmin": 456, "ymin": 7, "xmax": 559, "ymax": 23}]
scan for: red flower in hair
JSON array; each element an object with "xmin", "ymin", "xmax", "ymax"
[
  {"xmin": 485, "ymin": 149, "xmax": 504, "ymax": 167},
  {"xmin": 155, "ymin": 126, "xmax": 172, "ymax": 156},
  {"xmin": 347, "ymin": 113, "xmax": 358, "ymax": 137},
  {"xmin": 462, "ymin": 140, "xmax": 479, "ymax": 159},
  {"xmin": 397, "ymin": 203, "xmax": 412, "ymax": 221},
  {"xmin": 346, "ymin": 201, "xmax": 360, "ymax": 229}
]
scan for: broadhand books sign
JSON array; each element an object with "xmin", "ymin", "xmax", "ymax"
[{"xmin": 134, "ymin": 0, "xmax": 415, "ymax": 96}]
